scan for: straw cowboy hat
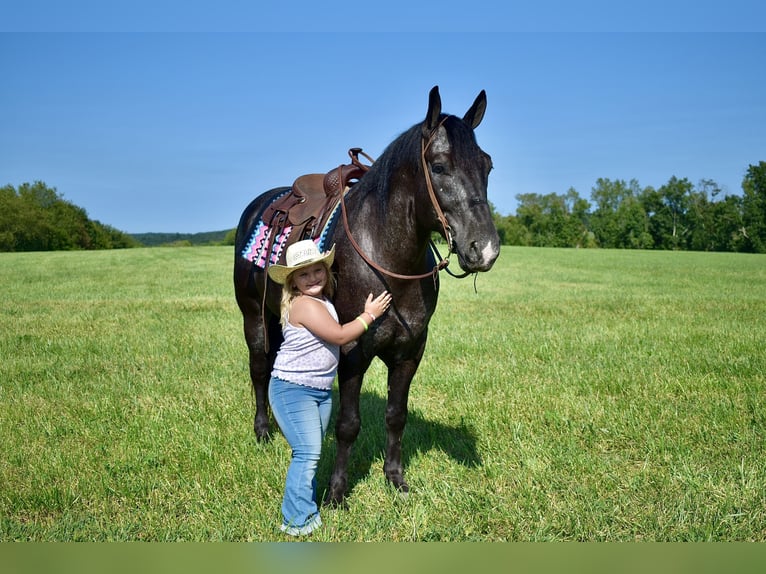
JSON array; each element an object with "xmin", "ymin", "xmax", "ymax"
[{"xmin": 267, "ymin": 240, "xmax": 336, "ymax": 285}]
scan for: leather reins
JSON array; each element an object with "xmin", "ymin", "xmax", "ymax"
[{"xmin": 340, "ymin": 118, "xmax": 466, "ymax": 281}]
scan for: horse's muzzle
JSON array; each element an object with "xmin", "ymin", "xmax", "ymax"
[{"xmin": 457, "ymin": 238, "xmax": 500, "ymax": 272}]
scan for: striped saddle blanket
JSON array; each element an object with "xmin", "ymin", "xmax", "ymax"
[{"xmin": 239, "ymin": 190, "xmax": 342, "ymax": 268}]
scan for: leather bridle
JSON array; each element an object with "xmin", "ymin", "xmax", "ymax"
[{"xmin": 340, "ymin": 118, "xmax": 471, "ymax": 281}]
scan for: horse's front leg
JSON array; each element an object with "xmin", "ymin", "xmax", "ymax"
[
  {"xmin": 383, "ymin": 356, "xmax": 421, "ymax": 494},
  {"xmin": 325, "ymin": 370, "xmax": 364, "ymax": 507}
]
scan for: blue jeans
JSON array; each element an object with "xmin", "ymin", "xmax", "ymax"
[{"xmin": 268, "ymin": 376, "xmax": 332, "ymax": 532}]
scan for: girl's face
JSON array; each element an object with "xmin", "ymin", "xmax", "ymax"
[{"xmin": 291, "ymin": 263, "xmax": 328, "ymax": 298}]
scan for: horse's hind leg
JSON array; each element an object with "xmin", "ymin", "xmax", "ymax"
[
  {"xmin": 238, "ymin": 293, "xmax": 274, "ymax": 442},
  {"xmin": 248, "ymin": 346, "xmax": 272, "ymax": 441}
]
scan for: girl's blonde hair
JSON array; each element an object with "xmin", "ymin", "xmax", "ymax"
[{"xmin": 279, "ymin": 262, "xmax": 336, "ymax": 326}]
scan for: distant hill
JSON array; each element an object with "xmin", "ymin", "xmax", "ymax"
[{"xmin": 130, "ymin": 229, "xmax": 234, "ymax": 247}]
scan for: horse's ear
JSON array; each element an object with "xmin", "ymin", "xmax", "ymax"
[
  {"xmin": 424, "ymin": 85, "xmax": 442, "ymax": 132},
  {"xmin": 463, "ymin": 90, "xmax": 487, "ymax": 129}
]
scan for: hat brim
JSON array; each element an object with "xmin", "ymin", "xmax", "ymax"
[{"xmin": 267, "ymin": 244, "xmax": 335, "ymax": 285}]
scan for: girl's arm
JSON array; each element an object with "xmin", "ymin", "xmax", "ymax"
[{"xmin": 290, "ymin": 292, "xmax": 391, "ymax": 345}]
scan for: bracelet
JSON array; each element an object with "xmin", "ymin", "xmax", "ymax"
[
  {"xmin": 355, "ymin": 316, "xmax": 369, "ymax": 331},
  {"xmin": 366, "ymin": 312, "xmax": 376, "ymax": 322}
]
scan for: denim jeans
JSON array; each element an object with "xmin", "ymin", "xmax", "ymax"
[{"xmin": 268, "ymin": 376, "xmax": 332, "ymax": 532}]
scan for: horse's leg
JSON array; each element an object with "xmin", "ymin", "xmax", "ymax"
[
  {"xmin": 382, "ymin": 361, "xmax": 418, "ymax": 493},
  {"xmin": 249, "ymin": 350, "xmax": 271, "ymax": 441},
  {"xmin": 325, "ymin": 371, "xmax": 363, "ymax": 506},
  {"xmin": 240, "ymin": 295, "xmax": 273, "ymax": 442},
  {"xmin": 382, "ymin": 337, "xmax": 427, "ymax": 493}
]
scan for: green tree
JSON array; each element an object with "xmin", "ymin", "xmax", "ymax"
[
  {"xmin": 615, "ymin": 195, "xmax": 653, "ymax": 249},
  {"xmin": 741, "ymin": 161, "xmax": 766, "ymax": 253},
  {"xmin": 590, "ymin": 178, "xmax": 643, "ymax": 248},
  {"xmin": 514, "ymin": 191, "xmax": 591, "ymax": 248},
  {"xmin": 515, "ymin": 193, "xmax": 545, "ymax": 246},
  {"xmin": 641, "ymin": 176, "xmax": 694, "ymax": 250},
  {"xmin": 684, "ymin": 179, "xmax": 725, "ymax": 252},
  {"xmin": 516, "ymin": 193, "xmax": 558, "ymax": 247},
  {"xmin": 564, "ymin": 188, "xmax": 595, "ymax": 248},
  {"xmin": 641, "ymin": 185, "xmax": 668, "ymax": 249},
  {"xmin": 495, "ymin": 214, "xmax": 532, "ymax": 246},
  {"xmin": 708, "ymin": 194, "xmax": 745, "ymax": 252},
  {"xmin": 489, "ymin": 201, "xmax": 532, "ymax": 246},
  {"xmin": 0, "ymin": 181, "xmax": 138, "ymax": 251},
  {"xmin": 661, "ymin": 176, "xmax": 693, "ymax": 249},
  {"xmin": 0, "ymin": 185, "xmax": 21, "ymax": 250},
  {"xmin": 223, "ymin": 228, "xmax": 237, "ymax": 245}
]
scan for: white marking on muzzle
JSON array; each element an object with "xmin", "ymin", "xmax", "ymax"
[{"xmin": 481, "ymin": 241, "xmax": 497, "ymax": 263}]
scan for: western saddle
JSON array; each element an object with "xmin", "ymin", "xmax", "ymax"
[{"xmin": 261, "ymin": 148, "xmax": 372, "ymax": 248}]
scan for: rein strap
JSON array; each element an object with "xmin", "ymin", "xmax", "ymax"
[{"xmin": 340, "ymin": 119, "xmax": 459, "ymax": 281}]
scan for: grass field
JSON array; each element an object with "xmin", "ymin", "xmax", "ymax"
[{"xmin": 1, "ymin": 245, "xmax": 764, "ymax": 541}]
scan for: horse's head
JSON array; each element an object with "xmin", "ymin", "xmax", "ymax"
[{"xmin": 420, "ymin": 86, "xmax": 500, "ymax": 273}]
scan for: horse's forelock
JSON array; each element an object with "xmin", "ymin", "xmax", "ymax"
[
  {"xmin": 441, "ymin": 115, "xmax": 485, "ymax": 171},
  {"xmin": 359, "ymin": 114, "xmax": 485, "ymax": 206}
]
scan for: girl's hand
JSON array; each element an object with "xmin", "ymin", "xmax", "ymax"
[{"xmin": 364, "ymin": 291, "xmax": 392, "ymax": 321}]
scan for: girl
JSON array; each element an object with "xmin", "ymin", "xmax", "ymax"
[{"xmin": 266, "ymin": 239, "xmax": 391, "ymax": 536}]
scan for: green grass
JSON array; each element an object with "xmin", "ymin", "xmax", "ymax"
[{"xmin": 1, "ymin": 246, "xmax": 764, "ymax": 541}]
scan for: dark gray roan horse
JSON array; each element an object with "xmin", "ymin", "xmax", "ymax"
[{"xmin": 234, "ymin": 86, "xmax": 500, "ymax": 505}]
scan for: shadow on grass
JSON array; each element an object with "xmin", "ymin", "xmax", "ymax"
[{"xmin": 317, "ymin": 389, "xmax": 482, "ymax": 500}]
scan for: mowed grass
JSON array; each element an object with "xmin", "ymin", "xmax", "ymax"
[{"xmin": 1, "ymin": 246, "xmax": 764, "ymax": 541}]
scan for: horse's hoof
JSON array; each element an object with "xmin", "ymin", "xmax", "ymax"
[
  {"xmin": 255, "ymin": 432, "xmax": 271, "ymax": 443},
  {"xmin": 323, "ymin": 488, "xmax": 348, "ymax": 510},
  {"xmin": 391, "ymin": 478, "xmax": 410, "ymax": 500},
  {"xmin": 254, "ymin": 423, "xmax": 271, "ymax": 443},
  {"xmin": 324, "ymin": 477, "xmax": 348, "ymax": 508},
  {"xmin": 385, "ymin": 470, "xmax": 409, "ymax": 495},
  {"xmin": 323, "ymin": 494, "xmax": 349, "ymax": 510}
]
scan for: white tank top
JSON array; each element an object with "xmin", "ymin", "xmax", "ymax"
[{"xmin": 271, "ymin": 297, "xmax": 340, "ymax": 390}]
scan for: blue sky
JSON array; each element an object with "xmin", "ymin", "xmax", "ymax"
[{"xmin": 2, "ymin": 5, "xmax": 765, "ymax": 233}]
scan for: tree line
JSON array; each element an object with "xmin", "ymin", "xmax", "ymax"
[
  {"xmin": 3, "ymin": 162, "xmax": 765, "ymax": 253},
  {"xmin": 493, "ymin": 161, "xmax": 766, "ymax": 253},
  {"xmin": 0, "ymin": 182, "xmax": 138, "ymax": 251},
  {"xmin": 131, "ymin": 230, "xmax": 231, "ymax": 247}
]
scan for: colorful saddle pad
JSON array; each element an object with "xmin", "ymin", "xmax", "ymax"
[{"xmin": 240, "ymin": 191, "xmax": 342, "ymax": 269}]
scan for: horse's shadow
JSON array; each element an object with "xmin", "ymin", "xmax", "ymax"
[{"xmin": 317, "ymin": 389, "xmax": 482, "ymax": 501}]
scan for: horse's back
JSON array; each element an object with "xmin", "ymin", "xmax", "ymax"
[
  {"xmin": 233, "ymin": 186, "xmax": 291, "ymax": 313},
  {"xmin": 234, "ymin": 186, "xmax": 290, "ymax": 252}
]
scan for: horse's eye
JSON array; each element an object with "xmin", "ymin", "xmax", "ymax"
[{"xmin": 431, "ymin": 164, "xmax": 445, "ymax": 175}]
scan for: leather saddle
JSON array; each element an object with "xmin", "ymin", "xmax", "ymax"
[{"xmin": 261, "ymin": 148, "xmax": 372, "ymax": 245}]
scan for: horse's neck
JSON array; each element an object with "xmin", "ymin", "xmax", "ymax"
[{"xmin": 352, "ymin": 178, "xmax": 431, "ymax": 269}]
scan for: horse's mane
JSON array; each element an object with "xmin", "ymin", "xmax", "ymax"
[
  {"xmin": 358, "ymin": 113, "xmax": 484, "ymax": 211},
  {"xmin": 365, "ymin": 122, "xmax": 421, "ymax": 204}
]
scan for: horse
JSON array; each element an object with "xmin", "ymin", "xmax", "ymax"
[{"xmin": 233, "ymin": 86, "xmax": 500, "ymax": 505}]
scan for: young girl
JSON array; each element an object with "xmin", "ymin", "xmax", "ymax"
[{"xmin": 266, "ymin": 239, "xmax": 391, "ymax": 536}]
